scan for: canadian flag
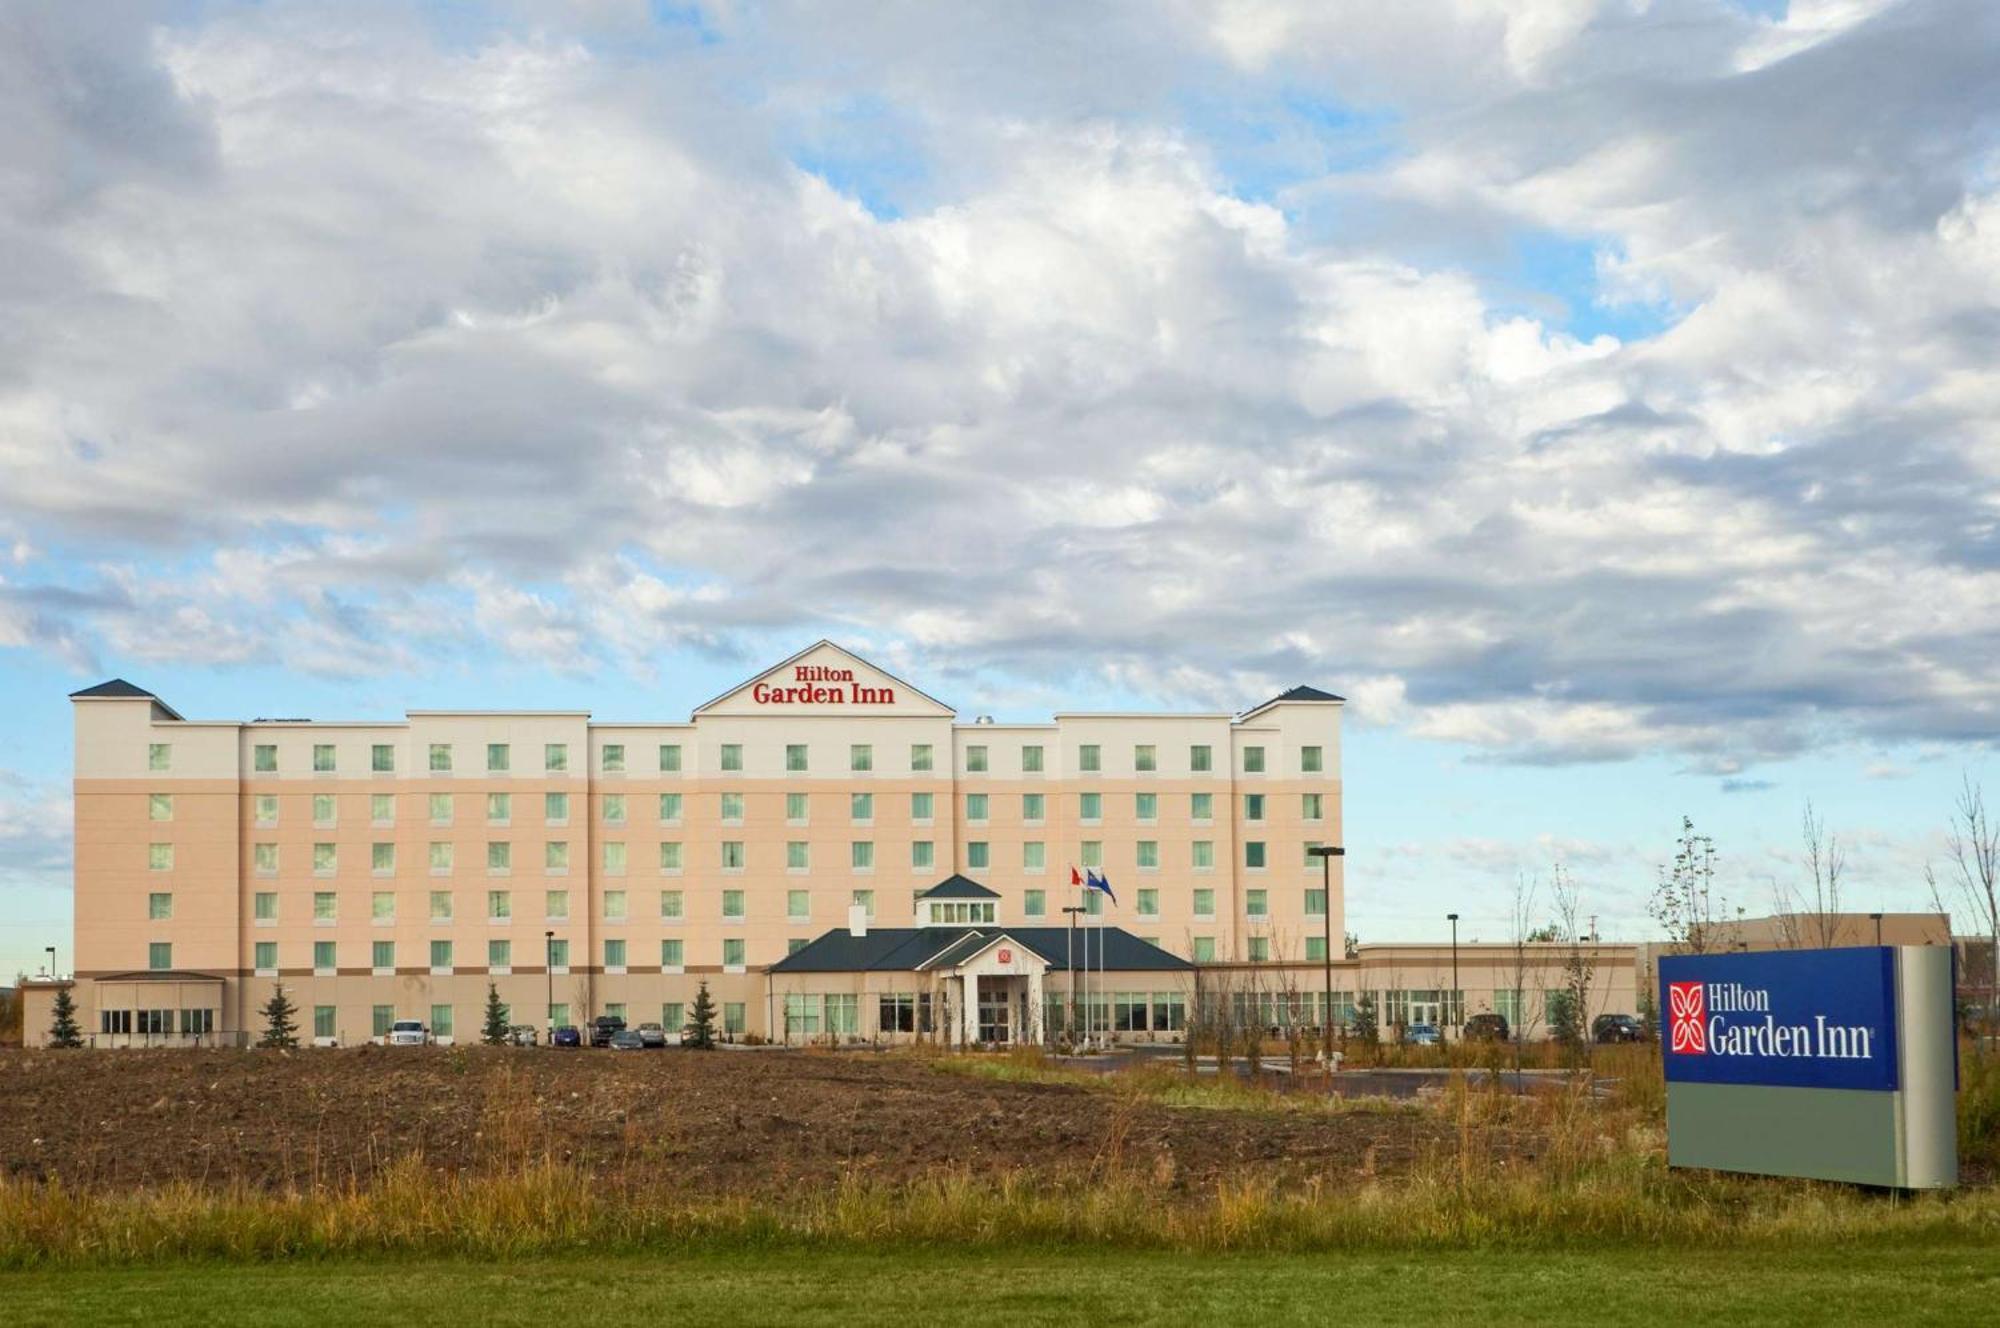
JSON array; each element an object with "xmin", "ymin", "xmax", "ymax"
[{"xmin": 1668, "ymin": 981, "xmax": 1707, "ymax": 1055}]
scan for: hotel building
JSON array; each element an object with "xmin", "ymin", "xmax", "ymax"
[{"xmin": 32, "ymin": 642, "xmax": 1634, "ymax": 1047}]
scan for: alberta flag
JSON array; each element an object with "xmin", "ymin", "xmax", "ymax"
[{"xmin": 1085, "ymin": 869, "xmax": 1116, "ymax": 906}]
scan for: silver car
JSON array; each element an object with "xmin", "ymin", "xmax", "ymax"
[{"xmin": 387, "ymin": 1019, "xmax": 428, "ymax": 1047}]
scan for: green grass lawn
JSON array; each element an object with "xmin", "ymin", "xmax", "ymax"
[{"xmin": 9, "ymin": 1246, "xmax": 2000, "ymax": 1327}]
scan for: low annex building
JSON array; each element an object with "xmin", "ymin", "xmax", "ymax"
[{"xmin": 29, "ymin": 641, "xmax": 1636, "ymax": 1047}]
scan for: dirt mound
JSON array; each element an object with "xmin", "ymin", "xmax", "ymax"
[{"xmin": 0, "ymin": 1047, "xmax": 1526, "ymax": 1196}]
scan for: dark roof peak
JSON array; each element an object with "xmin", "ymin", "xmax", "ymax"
[
  {"xmin": 70, "ymin": 679, "xmax": 184, "ymax": 720},
  {"xmin": 1269, "ymin": 684, "xmax": 1344, "ymax": 704},
  {"xmin": 918, "ymin": 874, "xmax": 1001, "ymax": 900}
]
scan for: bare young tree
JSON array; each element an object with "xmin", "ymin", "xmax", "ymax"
[
  {"xmin": 1506, "ymin": 872, "xmax": 1540, "ymax": 1071},
  {"xmin": 1926, "ymin": 775, "xmax": 1998, "ymax": 1031},
  {"xmin": 1650, "ymin": 816, "xmax": 1724, "ymax": 953},
  {"xmin": 1773, "ymin": 800, "xmax": 1846, "ymax": 949},
  {"xmin": 1551, "ymin": 863, "xmax": 1598, "ymax": 1068}
]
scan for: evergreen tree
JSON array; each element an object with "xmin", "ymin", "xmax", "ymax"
[
  {"xmin": 482, "ymin": 982, "xmax": 510, "ymax": 1045},
  {"xmin": 47, "ymin": 985, "xmax": 83, "ymax": 1049},
  {"xmin": 1352, "ymin": 991, "xmax": 1379, "ymax": 1046},
  {"xmin": 258, "ymin": 982, "xmax": 300, "ymax": 1050},
  {"xmin": 686, "ymin": 979, "xmax": 717, "ymax": 1050}
]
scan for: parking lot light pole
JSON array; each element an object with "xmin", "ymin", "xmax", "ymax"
[
  {"xmin": 1870, "ymin": 912, "xmax": 1884, "ymax": 947},
  {"xmin": 1062, "ymin": 905, "xmax": 1085, "ymax": 1046},
  {"xmin": 1307, "ymin": 846, "xmax": 1346, "ymax": 1073},
  {"xmin": 545, "ymin": 930, "xmax": 555, "ymax": 1041},
  {"xmin": 45, "ymin": 945, "xmax": 55, "ymax": 980},
  {"xmin": 1447, "ymin": 913, "xmax": 1460, "ymax": 1039}
]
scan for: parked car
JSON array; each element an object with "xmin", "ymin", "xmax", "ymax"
[
  {"xmin": 635, "ymin": 1022, "xmax": 667, "ymax": 1049},
  {"xmin": 588, "ymin": 1015, "xmax": 627, "ymax": 1048},
  {"xmin": 608, "ymin": 1029, "xmax": 647, "ymax": 1051},
  {"xmin": 1463, "ymin": 1013, "xmax": 1510, "ymax": 1043},
  {"xmin": 1593, "ymin": 1013, "xmax": 1645, "ymax": 1043},
  {"xmin": 551, "ymin": 1025, "xmax": 583, "ymax": 1048},
  {"xmin": 1402, "ymin": 1022, "xmax": 1442, "ymax": 1046},
  {"xmin": 387, "ymin": 1019, "xmax": 428, "ymax": 1047},
  {"xmin": 507, "ymin": 1024, "xmax": 539, "ymax": 1047}
]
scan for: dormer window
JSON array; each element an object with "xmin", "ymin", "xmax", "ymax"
[{"xmin": 928, "ymin": 900, "xmax": 996, "ymax": 925}]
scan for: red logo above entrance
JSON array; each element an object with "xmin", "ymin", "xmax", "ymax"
[{"xmin": 997, "ymin": 948, "xmax": 1013, "ymax": 964}]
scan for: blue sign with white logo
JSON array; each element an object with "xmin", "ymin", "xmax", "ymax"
[{"xmin": 1659, "ymin": 947, "xmax": 1899, "ymax": 1092}]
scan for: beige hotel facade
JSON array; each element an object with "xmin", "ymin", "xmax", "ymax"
[{"xmin": 32, "ymin": 642, "xmax": 1635, "ymax": 1048}]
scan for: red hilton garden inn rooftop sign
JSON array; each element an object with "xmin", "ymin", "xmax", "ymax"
[{"xmin": 750, "ymin": 666, "xmax": 895, "ymax": 706}]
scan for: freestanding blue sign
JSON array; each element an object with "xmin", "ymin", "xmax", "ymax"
[{"xmin": 1659, "ymin": 947, "xmax": 1899, "ymax": 1092}]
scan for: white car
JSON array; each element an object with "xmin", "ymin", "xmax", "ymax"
[{"xmin": 387, "ymin": 1019, "xmax": 429, "ymax": 1046}]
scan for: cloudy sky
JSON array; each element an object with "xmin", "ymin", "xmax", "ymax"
[{"xmin": 3, "ymin": 0, "xmax": 1997, "ymax": 978}]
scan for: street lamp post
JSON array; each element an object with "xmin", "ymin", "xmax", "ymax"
[
  {"xmin": 1307, "ymin": 846, "xmax": 1346, "ymax": 1073},
  {"xmin": 1061, "ymin": 906, "xmax": 1085, "ymax": 1046},
  {"xmin": 545, "ymin": 930, "xmax": 555, "ymax": 1041},
  {"xmin": 1870, "ymin": 912, "xmax": 1884, "ymax": 947},
  {"xmin": 45, "ymin": 946, "xmax": 55, "ymax": 980},
  {"xmin": 1446, "ymin": 913, "xmax": 1460, "ymax": 1039}
]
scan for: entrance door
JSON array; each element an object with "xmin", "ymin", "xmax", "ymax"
[
  {"xmin": 977, "ymin": 982, "xmax": 1011, "ymax": 1044},
  {"xmin": 1409, "ymin": 1001, "xmax": 1441, "ymax": 1028}
]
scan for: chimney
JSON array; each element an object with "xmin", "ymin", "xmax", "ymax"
[{"xmin": 848, "ymin": 903, "xmax": 868, "ymax": 938}]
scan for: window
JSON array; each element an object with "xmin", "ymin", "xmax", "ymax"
[
  {"xmin": 784, "ymin": 791, "xmax": 807, "ymax": 823},
  {"xmin": 826, "ymin": 993, "xmax": 859, "ymax": 1037},
  {"xmin": 661, "ymin": 939, "xmax": 684, "ymax": 969},
  {"xmin": 1025, "ymin": 889, "xmax": 1046, "ymax": 918},
  {"xmin": 1135, "ymin": 792, "xmax": 1157, "ymax": 821},
  {"xmin": 255, "ymin": 891, "xmax": 278, "ymax": 921},
  {"xmin": 487, "ymin": 889, "xmax": 511, "ymax": 920},
  {"xmin": 1080, "ymin": 841, "xmax": 1102, "ymax": 868},
  {"xmin": 658, "ymin": 841, "xmax": 682, "ymax": 871},
  {"xmin": 1244, "ymin": 793, "xmax": 1265, "ymax": 821},
  {"xmin": 312, "ymin": 793, "xmax": 336, "ymax": 824},
  {"xmin": 596, "ymin": 793, "xmax": 623, "ymax": 825},
  {"xmin": 546, "ymin": 792, "xmax": 569, "ymax": 822},
  {"xmin": 372, "ymin": 842, "xmax": 395, "ymax": 873},
  {"xmin": 852, "ymin": 841, "xmax": 875, "ymax": 871},
  {"xmin": 549, "ymin": 1002, "xmax": 570, "ymax": 1027},
  {"xmin": 547, "ymin": 938, "xmax": 569, "ymax": 969},
  {"xmin": 1246, "ymin": 889, "xmax": 1269, "ymax": 919},
  {"xmin": 786, "ymin": 743, "xmax": 808, "ymax": 772},
  {"xmin": 1022, "ymin": 792, "xmax": 1045, "ymax": 823},
  {"xmin": 1305, "ymin": 936, "xmax": 1328, "ymax": 962},
  {"xmin": 966, "ymin": 842, "xmax": 989, "ymax": 870},
  {"xmin": 313, "ymin": 842, "xmax": 337, "ymax": 873},
  {"xmin": 372, "ymin": 890, "xmax": 395, "ymax": 921},
  {"xmin": 488, "ymin": 792, "xmax": 512, "ymax": 823},
  {"xmin": 787, "ymin": 841, "xmax": 809, "ymax": 870},
  {"xmin": 911, "ymin": 841, "xmax": 934, "ymax": 869},
  {"xmin": 851, "ymin": 888, "xmax": 874, "ymax": 917},
  {"xmin": 1134, "ymin": 744, "xmax": 1157, "ymax": 772},
  {"xmin": 719, "ymin": 744, "xmax": 742, "ymax": 772},
  {"xmin": 488, "ymin": 841, "xmax": 512, "ymax": 872},
  {"xmin": 255, "ymin": 794, "xmax": 279, "ymax": 825},
  {"xmin": 314, "ymin": 941, "xmax": 336, "ymax": 972},
  {"xmin": 788, "ymin": 939, "xmax": 808, "ymax": 956},
  {"xmin": 910, "ymin": 792, "xmax": 933, "ymax": 822},
  {"xmin": 430, "ymin": 940, "xmax": 453, "ymax": 971},
  {"xmin": 1191, "ymin": 937, "xmax": 1216, "ymax": 963},
  {"xmin": 148, "ymin": 743, "xmax": 171, "ymax": 771},
  {"xmin": 429, "ymin": 841, "xmax": 454, "ymax": 872},
  {"xmin": 1084, "ymin": 892, "xmax": 1103, "ymax": 916},
  {"xmin": 965, "ymin": 745, "xmax": 988, "ymax": 773},
  {"xmin": 488, "ymin": 939, "xmax": 512, "ymax": 970},
  {"xmin": 429, "ymin": 743, "xmax": 452, "ymax": 772},
  {"xmin": 602, "ymin": 841, "xmax": 626, "ymax": 873},
  {"xmin": 1193, "ymin": 888, "xmax": 1215, "ymax": 918},
  {"xmin": 1078, "ymin": 744, "xmax": 1101, "ymax": 772},
  {"xmin": 431, "ymin": 1005, "xmax": 455, "ymax": 1039},
  {"xmin": 313, "ymin": 1006, "xmax": 336, "ymax": 1039},
  {"xmin": 724, "ymin": 1003, "xmax": 746, "ymax": 1036},
  {"xmin": 429, "ymin": 793, "xmax": 453, "ymax": 824},
  {"xmin": 1190, "ymin": 744, "xmax": 1212, "ymax": 773},
  {"xmin": 910, "ymin": 743, "xmax": 932, "ymax": 771},
  {"xmin": 545, "ymin": 742, "xmax": 568, "ymax": 772},
  {"xmin": 313, "ymin": 743, "xmax": 336, "ymax": 773},
  {"xmin": 1298, "ymin": 745, "xmax": 1325, "ymax": 775},
  {"xmin": 1190, "ymin": 793, "xmax": 1214, "ymax": 823},
  {"xmin": 1137, "ymin": 840, "xmax": 1159, "ymax": 869},
  {"xmin": 488, "ymin": 740, "xmax": 516, "ymax": 771},
  {"xmin": 149, "ymin": 794, "xmax": 173, "ymax": 822},
  {"xmin": 723, "ymin": 938, "xmax": 746, "ymax": 968},
  {"xmin": 965, "ymin": 793, "xmax": 987, "ymax": 822},
  {"xmin": 850, "ymin": 744, "xmax": 873, "ymax": 772},
  {"xmin": 788, "ymin": 889, "xmax": 810, "ymax": 921},
  {"xmin": 1023, "ymin": 841, "xmax": 1045, "ymax": 871},
  {"xmin": 430, "ymin": 891, "xmax": 452, "ymax": 921},
  {"xmin": 1248, "ymin": 937, "xmax": 1271, "ymax": 962},
  {"xmin": 148, "ymin": 891, "xmax": 173, "ymax": 920},
  {"xmin": 1079, "ymin": 792, "xmax": 1102, "ymax": 822},
  {"xmin": 372, "ymin": 1006, "xmax": 395, "ymax": 1038},
  {"xmin": 149, "ymin": 941, "xmax": 172, "ymax": 971},
  {"xmin": 314, "ymin": 891, "xmax": 337, "ymax": 921},
  {"xmin": 851, "ymin": 792, "xmax": 873, "ymax": 822},
  {"xmin": 719, "ymin": 792, "xmax": 745, "ymax": 823},
  {"xmin": 601, "ymin": 744, "xmax": 626, "ymax": 773},
  {"xmin": 148, "ymin": 843, "xmax": 173, "ymax": 872},
  {"xmin": 1306, "ymin": 888, "xmax": 1328, "ymax": 917},
  {"xmin": 1137, "ymin": 888, "xmax": 1159, "ymax": 917},
  {"xmin": 1303, "ymin": 840, "xmax": 1326, "ymax": 866},
  {"xmin": 722, "ymin": 889, "xmax": 746, "ymax": 919},
  {"xmin": 372, "ymin": 744, "xmax": 395, "ymax": 773},
  {"xmin": 371, "ymin": 793, "xmax": 394, "ymax": 823},
  {"xmin": 1245, "ymin": 841, "xmax": 1267, "ymax": 869},
  {"xmin": 254, "ymin": 941, "xmax": 277, "ymax": 974},
  {"xmin": 605, "ymin": 939, "xmax": 627, "ymax": 971},
  {"xmin": 660, "ymin": 889, "xmax": 684, "ymax": 920},
  {"xmin": 1303, "ymin": 793, "xmax": 1324, "ymax": 821},
  {"xmin": 659, "ymin": 743, "xmax": 682, "ymax": 772},
  {"xmin": 545, "ymin": 889, "xmax": 570, "ymax": 920},
  {"xmin": 721, "ymin": 841, "xmax": 745, "ymax": 870},
  {"xmin": 604, "ymin": 889, "xmax": 627, "ymax": 921},
  {"xmin": 1243, "ymin": 746, "xmax": 1265, "ymax": 773},
  {"xmin": 658, "ymin": 792, "xmax": 682, "ymax": 823},
  {"xmin": 254, "ymin": 744, "xmax": 277, "ymax": 773},
  {"xmin": 1021, "ymin": 744, "xmax": 1044, "ymax": 773}
]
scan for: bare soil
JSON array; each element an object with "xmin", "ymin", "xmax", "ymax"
[{"xmin": 0, "ymin": 1047, "xmax": 1540, "ymax": 1196}]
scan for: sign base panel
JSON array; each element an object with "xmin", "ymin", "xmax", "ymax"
[{"xmin": 1666, "ymin": 1082, "xmax": 1903, "ymax": 1187}]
